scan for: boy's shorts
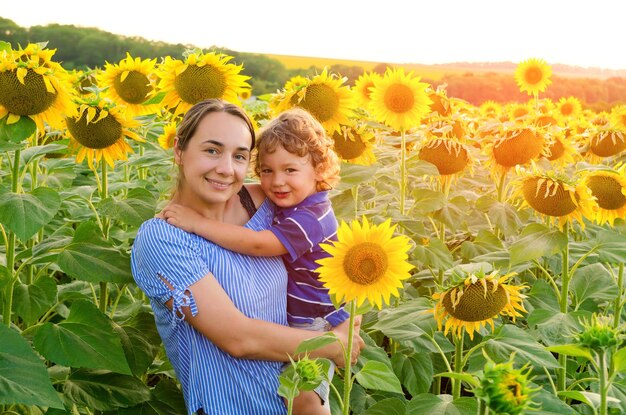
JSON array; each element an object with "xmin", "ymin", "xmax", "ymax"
[{"xmin": 287, "ymin": 317, "xmax": 335, "ymax": 408}]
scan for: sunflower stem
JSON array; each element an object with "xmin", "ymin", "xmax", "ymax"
[
  {"xmin": 557, "ymin": 221, "xmax": 571, "ymax": 393},
  {"xmin": 613, "ymin": 262, "xmax": 624, "ymax": 328},
  {"xmin": 452, "ymin": 334, "xmax": 464, "ymax": 399},
  {"xmin": 496, "ymin": 170, "xmax": 506, "ymax": 203},
  {"xmin": 99, "ymin": 162, "xmax": 110, "ymax": 314},
  {"xmin": 400, "ymin": 129, "xmax": 407, "ymax": 215},
  {"xmin": 599, "ymin": 350, "xmax": 608, "ymax": 415},
  {"xmin": 3, "ymin": 148, "xmax": 22, "ymax": 327},
  {"xmin": 342, "ymin": 300, "xmax": 357, "ymax": 415},
  {"xmin": 353, "ymin": 184, "xmax": 359, "ymax": 219}
]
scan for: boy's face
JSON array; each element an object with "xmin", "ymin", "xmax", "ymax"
[{"xmin": 258, "ymin": 145, "xmax": 321, "ymax": 208}]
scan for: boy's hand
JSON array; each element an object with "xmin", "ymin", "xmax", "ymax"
[
  {"xmin": 330, "ymin": 315, "xmax": 364, "ymax": 367},
  {"xmin": 161, "ymin": 203, "xmax": 201, "ymax": 234}
]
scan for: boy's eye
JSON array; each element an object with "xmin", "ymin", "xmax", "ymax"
[
  {"xmin": 260, "ymin": 168, "xmax": 272, "ymax": 174},
  {"xmin": 286, "ymin": 168, "xmax": 296, "ymax": 173}
]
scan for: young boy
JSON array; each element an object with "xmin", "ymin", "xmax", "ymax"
[{"xmin": 162, "ymin": 108, "xmax": 349, "ymax": 414}]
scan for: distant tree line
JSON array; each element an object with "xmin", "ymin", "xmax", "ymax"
[{"xmin": 1, "ymin": 17, "xmax": 624, "ymax": 108}]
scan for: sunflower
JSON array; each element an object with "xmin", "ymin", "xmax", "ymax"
[
  {"xmin": 513, "ymin": 171, "xmax": 597, "ymax": 229},
  {"xmin": 331, "ymin": 122, "xmax": 376, "ymax": 165},
  {"xmin": 486, "ymin": 126, "xmax": 545, "ymax": 175},
  {"xmin": 556, "ymin": 96, "xmax": 582, "ymax": 120},
  {"xmin": 427, "ymin": 88, "xmax": 451, "ymax": 117},
  {"xmin": 474, "ymin": 357, "xmax": 537, "ymax": 415},
  {"xmin": 586, "ymin": 125, "xmax": 626, "ymax": 160},
  {"xmin": 610, "ymin": 105, "xmax": 626, "ymax": 129},
  {"xmin": 66, "ymin": 97, "xmax": 143, "ymax": 168},
  {"xmin": 507, "ymin": 103, "xmax": 532, "ymax": 122},
  {"xmin": 157, "ymin": 121, "xmax": 178, "ymax": 150},
  {"xmin": 156, "ymin": 51, "xmax": 250, "ymax": 116},
  {"xmin": 272, "ymin": 68, "xmax": 354, "ymax": 134},
  {"xmin": 543, "ymin": 130, "xmax": 579, "ymax": 166},
  {"xmin": 353, "ymin": 71, "xmax": 382, "ymax": 109},
  {"xmin": 99, "ymin": 53, "xmax": 158, "ymax": 116},
  {"xmin": 316, "ymin": 217, "xmax": 414, "ymax": 309},
  {"xmin": 582, "ymin": 168, "xmax": 626, "ymax": 225},
  {"xmin": 480, "ymin": 100, "xmax": 502, "ymax": 119},
  {"xmin": 419, "ymin": 137, "xmax": 472, "ymax": 179},
  {"xmin": 514, "ymin": 58, "xmax": 552, "ymax": 96},
  {"xmin": 368, "ymin": 67, "xmax": 432, "ymax": 132},
  {"xmin": 431, "ymin": 271, "xmax": 527, "ymax": 340},
  {"xmin": 0, "ymin": 43, "xmax": 76, "ymax": 132}
]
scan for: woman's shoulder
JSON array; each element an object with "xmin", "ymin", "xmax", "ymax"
[
  {"xmin": 243, "ymin": 183, "xmax": 266, "ymax": 208},
  {"xmin": 134, "ymin": 218, "xmax": 198, "ymax": 251}
]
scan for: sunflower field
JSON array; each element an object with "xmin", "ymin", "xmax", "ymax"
[{"xmin": 1, "ymin": 42, "xmax": 625, "ymax": 415}]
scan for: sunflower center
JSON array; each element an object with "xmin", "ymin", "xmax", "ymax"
[
  {"xmin": 332, "ymin": 131, "xmax": 366, "ymax": 159},
  {"xmin": 0, "ymin": 69, "xmax": 57, "ymax": 115},
  {"xmin": 175, "ymin": 64, "xmax": 227, "ymax": 104},
  {"xmin": 560, "ymin": 103, "xmax": 574, "ymax": 116},
  {"xmin": 586, "ymin": 175, "xmax": 626, "ymax": 210},
  {"xmin": 343, "ymin": 242, "xmax": 388, "ymax": 285},
  {"xmin": 493, "ymin": 129, "xmax": 543, "ymax": 167},
  {"xmin": 443, "ymin": 280, "xmax": 508, "ymax": 321},
  {"xmin": 114, "ymin": 71, "xmax": 152, "ymax": 104},
  {"xmin": 66, "ymin": 108, "xmax": 123, "ymax": 149},
  {"xmin": 419, "ymin": 139, "xmax": 468, "ymax": 175},
  {"xmin": 384, "ymin": 84, "xmax": 415, "ymax": 114},
  {"xmin": 524, "ymin": 67, "xmax": 543, "ymax": 85},
  {"xmin": 590, "ymin": 131, "xmax": 626, "ymax": 157},
  {"xmin": 298, "ymin": 84, "xmax": 340, "ymax": 123},
  {"xmin": 522, "ymin": 178, "xmax": 578, "ymax": 216}
]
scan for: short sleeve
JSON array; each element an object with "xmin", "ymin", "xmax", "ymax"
[
  {"xmin": 268, "ymin": 210, "xmax": 324, "ymax": 263},
  {"xmin": 131, "ymin": 219, "xmax": 211, "ymax": 320}
]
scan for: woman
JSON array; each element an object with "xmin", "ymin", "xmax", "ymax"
[{"xmin": 131, "ymin": 99, "xmax": 363, "ymax": 415}]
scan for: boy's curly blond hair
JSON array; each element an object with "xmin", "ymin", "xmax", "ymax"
[{"xmin": 254, "ymin": 108, "xmax": 340, "ymax": 191}]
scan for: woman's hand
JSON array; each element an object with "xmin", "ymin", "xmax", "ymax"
[{"xmin": 329, "ymin": 315, "xmax": 365, "ymax": 367}]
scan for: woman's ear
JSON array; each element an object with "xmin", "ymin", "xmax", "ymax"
[{"xmin": 173, "ymin": 137, "xmax": 182, "ymax": 165}]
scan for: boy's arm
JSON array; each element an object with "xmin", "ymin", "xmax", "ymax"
[{"xmin": 194, "ymin": 220, "xmax": 287, "ymax": 256}]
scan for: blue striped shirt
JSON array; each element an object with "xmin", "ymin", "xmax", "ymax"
[
  {"xmin": 131, "ymin": 200, "xmax": 288, "ymax": 415},
  {"xmin": 269, "ymin": 191, "xmax": 349, "ymax": 327}
]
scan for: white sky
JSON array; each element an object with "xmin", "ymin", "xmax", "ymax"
[{"xmin": 1, "ymin": 0, "xmax": 624, "ymax": 70}]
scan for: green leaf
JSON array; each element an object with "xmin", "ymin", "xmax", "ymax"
[
  {"xmin": 32, "ymin": 300, "xmax": 132, "ymax": 374},
  {"xmin": 412, "ymin": 237, "xmax": 453, "ymax": 270},
  {"xmin": 392, "ymin": 352, "xmax": 434, "ymax": 396},
  {"xmin": 142, "ymin": 91, "xmax": 166, "ymax": 105},
  {"xmin": 12, "ymin": 276, "xmax": 57, "ymax": 325},
  {"xmin": 570, "ymin": 263, "xmax": 618, "ymax": 306},
  {"xmin": 63, "ymin": 369, "xmax": 151, "ymax": 411},
  {"xmin": 362, "ymin": 397, "xmax": 406, "ymax": 415},
  {"xmin": 294, "ymin": 332, "xmax": 338, "ymax": 355},
  {"xmin": 484, "ymin": 325, "xmax": 560, "ymax": 369},
  {"xmin": 57, "ymin": 241, "xmax": 133, "ymax": 283},
  {"xmin": 98, "ymin": 188, "xmax": 157, "ymax": 227},
  {"xmin": 115, "ymin": 312, "xmax": 162, "ymax": 376},
  {"xmin": 527, "ymin": 309, "xmax": 586, "ymax": 346},
  {"xmin": 613, "ymin": 346, "xmax": 626, "ymax": 373},
  {"xmin": 0, "ymin": 115, "xmax": 36, "ymax": 143},
  {"xmin": 411, "ymin": 188, "xmax": 446, "ymax": 214},
  {"xmin": 355, "ymin": 360, "xmax": 403, "ymax": 394},
  {"xmin": 509, "ymin": 223, "xmax": 567, "ymax": 265},
  {"xmin": 0, "ymin": 265, "xmax": 10, "ymax": 291},
  {"xmin": 406, "ymin": 393, "xmax": 477, "ymax": 415},
  {"xmin": 432, "ymin": 196, "xmax": 468, "ymax": 229},
  {"xmin": 0, "ymin": 187, "xmax": 62, "ymax": 241},
  {"xmin": 459, "ymin": 230, "xmax": 503, "ymax": 260},
  {"xmin": 595, "ymin": 229, "xmax": 626, "ymax": 263},
  {"xmin": 117, "ymin": 377, "xmax": 186, "ymax": 415},
  {"xmin": 531, "ymin": 388, "xmax": 578, "ymax": 414},
  {"xmin": 434, "ymin": 372, "xmax": 480, "ymax": 388},
  {"xmin": 487, "ymin": 201, "xmax": 523, "ymax": 238},
  {"xmin": 338, "ymin": 162, "xmax": 380, "ymax": 188},
  {"xmin": 546, "ymin": 344, "xmax": 594, "ymax": 361},
  {"xmin": 20, "ymin": 144, "xmax": 67, "ymax": 165},
  {"xmin": 0, "ymin": 41, "xmax": 11, "ymax": 52},
  {"xmin": 0, "ymin": 325, "xmax": 64, "ymax": 408}
]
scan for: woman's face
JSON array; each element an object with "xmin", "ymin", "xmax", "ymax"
[{"xmin": 174, "ymin": 111, "xmax": 252, "ymax": 211}]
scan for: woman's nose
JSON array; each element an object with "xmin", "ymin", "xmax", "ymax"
[{"xmin": 215, "ymin": 156, "xmax": 234, "ymax": 175}]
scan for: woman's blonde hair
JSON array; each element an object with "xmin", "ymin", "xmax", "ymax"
[{"xmin": 254, "ymin": 108, "xmax": 340, "ymax": 191}]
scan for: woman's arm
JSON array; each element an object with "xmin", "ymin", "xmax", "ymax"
[
  {"xmin": 165, "ymin": 272, "xmax": 363, "ymax": 366},
  {"xmin": 162, "ymin": 204, "xmax": 287, "ymax": 256}
]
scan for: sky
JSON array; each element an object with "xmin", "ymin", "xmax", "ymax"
[{"xmin": 1, "ymin": 0, "xmax": 624, "ymax": 70}]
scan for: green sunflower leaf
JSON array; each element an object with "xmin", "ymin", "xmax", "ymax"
[
  {"xmin": 509, "ymin": 223, "xmax": 567, "ymax": 265},
  {"xmin": 0, "ymin": 187, "xmax": 61, "ymax": 241},
  {"xmin": 32, "ymin": 299, "xmax": 132, "ymax": 374},
  {"xmin": 0, "ymin": 325, "xmax": 64, "ymax": 408},
  {"xmin": 355, "ymin": 360, "xmax": 403, "ymax": 394},
  {"xmin": 406, "ymin": 393, "xmax": 477, "ymax": 415},
  {"xmin": 12, "ymin": 275, "xmax": 58, "ymax": 325},
  {"xmin": 0, "ymin": 115, "xmax": 36, "ymax": 143}
]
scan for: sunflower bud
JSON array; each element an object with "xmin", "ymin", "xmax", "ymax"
[
  {"xmin": 475, "ymin": 358, "xmax": 537, "ymax": 415},
  {"xmin": 576, "ymin": 314, "xmax": 623, "ymax": 351}
]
